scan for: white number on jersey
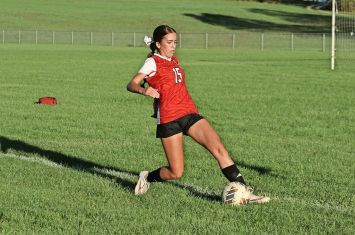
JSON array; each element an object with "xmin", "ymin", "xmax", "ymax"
[{"xmin": 173, "ymin": 68, "xmax": 182, "ymax": 83}]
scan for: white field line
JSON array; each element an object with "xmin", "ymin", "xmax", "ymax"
[
  {"xmin": 177, "ymin": 182, "xmax": 354, "ymax": 213},
  {"xmin": 271, "ymin": 196, "xmax": 354, "ymax": 213},
  {"xmin": 1, "ymin": 152, "xmax": 64, "ymax": 168},
  {"xmin": 1, "ymin": 152, "xmax": 354, "ymax": 213},
  {"xmin": 0, "ymin": 152, "xmax": 136, "ymax": 181},
  {"xmin": 91, "ymin": 167, "xmax": 136, "ymax": 181}
]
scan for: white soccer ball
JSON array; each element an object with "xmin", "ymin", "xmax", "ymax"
[{"xmin": 222, "ymin": 182, "xmax": 251, "ymax": 206}]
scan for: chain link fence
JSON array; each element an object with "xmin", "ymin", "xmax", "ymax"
[{"xmin": 1, "ymin": 30, "xmax": 332, "ymax": 51}]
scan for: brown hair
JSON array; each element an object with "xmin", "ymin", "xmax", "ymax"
[{"xmin": 149, "ymin": 25, "xmax": 176, "ymax": 56}]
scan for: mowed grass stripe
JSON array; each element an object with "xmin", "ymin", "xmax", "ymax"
[{"xmin": 0, "ymin": 0, "xmax": 331, "ymax": 33}]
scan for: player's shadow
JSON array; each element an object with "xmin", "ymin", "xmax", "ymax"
[
  {"xmin": 0, "ymin": 136, "xmax": 137, "ymax": 191},
  {"xmin": 237, "ymin": 160, "xmax": 275, "ymax": 176},
  {"xmin": 0, "ymin": 136, "xmax": 276, "ymax": 202}
]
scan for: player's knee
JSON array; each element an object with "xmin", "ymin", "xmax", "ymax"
[{"xmin": 171, "ymin": 169, "xmax": 184, "ymax": 179}]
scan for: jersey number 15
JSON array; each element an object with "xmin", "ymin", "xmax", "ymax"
[{"xmin": 173, "ymin": 68, "xmax": 182, "ymax": 84}]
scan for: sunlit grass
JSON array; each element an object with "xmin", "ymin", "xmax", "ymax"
[{"xmin": 0, "ymin": 44, "xmax": 354, "ymax": 234}]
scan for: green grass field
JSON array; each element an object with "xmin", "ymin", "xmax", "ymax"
[
  {"xmin": 1, "ymin": 0, "xmax": 331, "ymax": 33},
  {"xmin": 0, "ymin": 44, "xmax": 354, "ymax": 234},
  {"xmin": 0, "ymin": 0, "xmax": 354, "ymax": 234}
]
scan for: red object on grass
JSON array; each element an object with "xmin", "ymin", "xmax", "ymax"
[{"xmin": 37, "ymin": 97, "xmax": 58, "ymax": 105}]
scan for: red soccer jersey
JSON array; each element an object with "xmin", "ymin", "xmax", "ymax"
[{"xmin": 146, "ymin": 55, "xmax": 198, "ymax": 124}]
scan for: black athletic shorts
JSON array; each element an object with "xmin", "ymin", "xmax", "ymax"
[{"xmin": 156, "ymin": 113, "xmax": 204, "ymax": 138}]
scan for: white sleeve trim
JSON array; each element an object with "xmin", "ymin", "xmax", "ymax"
[{"xmin": 138, "ymin": 57, "xmax": 156, "ymax": 77}]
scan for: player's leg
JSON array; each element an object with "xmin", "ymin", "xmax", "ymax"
[
  {"xmin": 159, "ymin": 133, "xmax": 185, "ymax": 180},
  {"xmin": 186, "ymin": 119, "xmax": 245, "ymax": 183},
  {"xmin": 135, "ymin": 133, "xmax": 184, "ymax": 195},
  {"xmin": 187, "ymin": 119, "xmax": 233, "ymax": 168},
  {"xmin": 187, "ymin": 119, "xmax": 270, "ymax": 204}
]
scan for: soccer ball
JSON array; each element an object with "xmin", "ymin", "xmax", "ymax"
[{"xmin": 222, "ymin": 182, "xmax": 251, "ymax": 206}]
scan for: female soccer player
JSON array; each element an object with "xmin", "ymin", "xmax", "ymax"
[{"xmin": 127, "ymin": 25, "xmax": 269, "ymax": 204}]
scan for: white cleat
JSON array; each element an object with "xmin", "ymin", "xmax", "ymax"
[
  {"xmin": 134, "ymin": 171, "xmax": 150, "ymax": 195},
  {"xmin": 247, "ymin": 186, "xmax": 271, "ymax": 204},
  {"xmin": 249, "ymin": 194, "xmax": 271, "ymax": 204}
]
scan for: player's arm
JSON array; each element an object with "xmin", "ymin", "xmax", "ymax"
[{"xmin": 127, "ymin": 73, "xmax": 160, "ymax": 99}]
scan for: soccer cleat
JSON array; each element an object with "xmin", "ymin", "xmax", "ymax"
[
  {"xmin": 246, "ymin": 186, "xmax": 270, "ymax": 204},
  {"xmin": 134, "ymin": 171, "xmax": 150, "ymax": 195}
]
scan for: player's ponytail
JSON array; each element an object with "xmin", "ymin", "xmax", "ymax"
[{"xmin": 149, "ymin": 42, "xmax": 158, "ymax": 57}]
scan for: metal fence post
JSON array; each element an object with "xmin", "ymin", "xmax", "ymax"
[
  {"xmin": 232, "ymin": 33, "xmax": 235, "ymax": 49},
  {"xmin": 52, "ymin": 31, "xmax": 55, "ymax": 44},
  {"xmin": 205, "ymin": 32, "xmax": 208, "ymax": 49},
  {"xmin": 179, "ymin": 32, "xmax": 182, "ymax": 48},
  {"xmin": 133, "ymin": 32, "xmax": 136, "ymax": 48},
  {"xmin": 322, "ymin": 33, "xmax": 325, "ymax": 52},
  {"xmin": 261, "ymin": 33, "xmax": 264, "ymax": 51},
  {"xmin": 291, "ymin": 33, "xmax": 294, "ymax": 51}
]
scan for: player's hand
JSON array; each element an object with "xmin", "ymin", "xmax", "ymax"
[{"xmin": 144, "ymin": 87, "xmax": 160, "ymax": 99}]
